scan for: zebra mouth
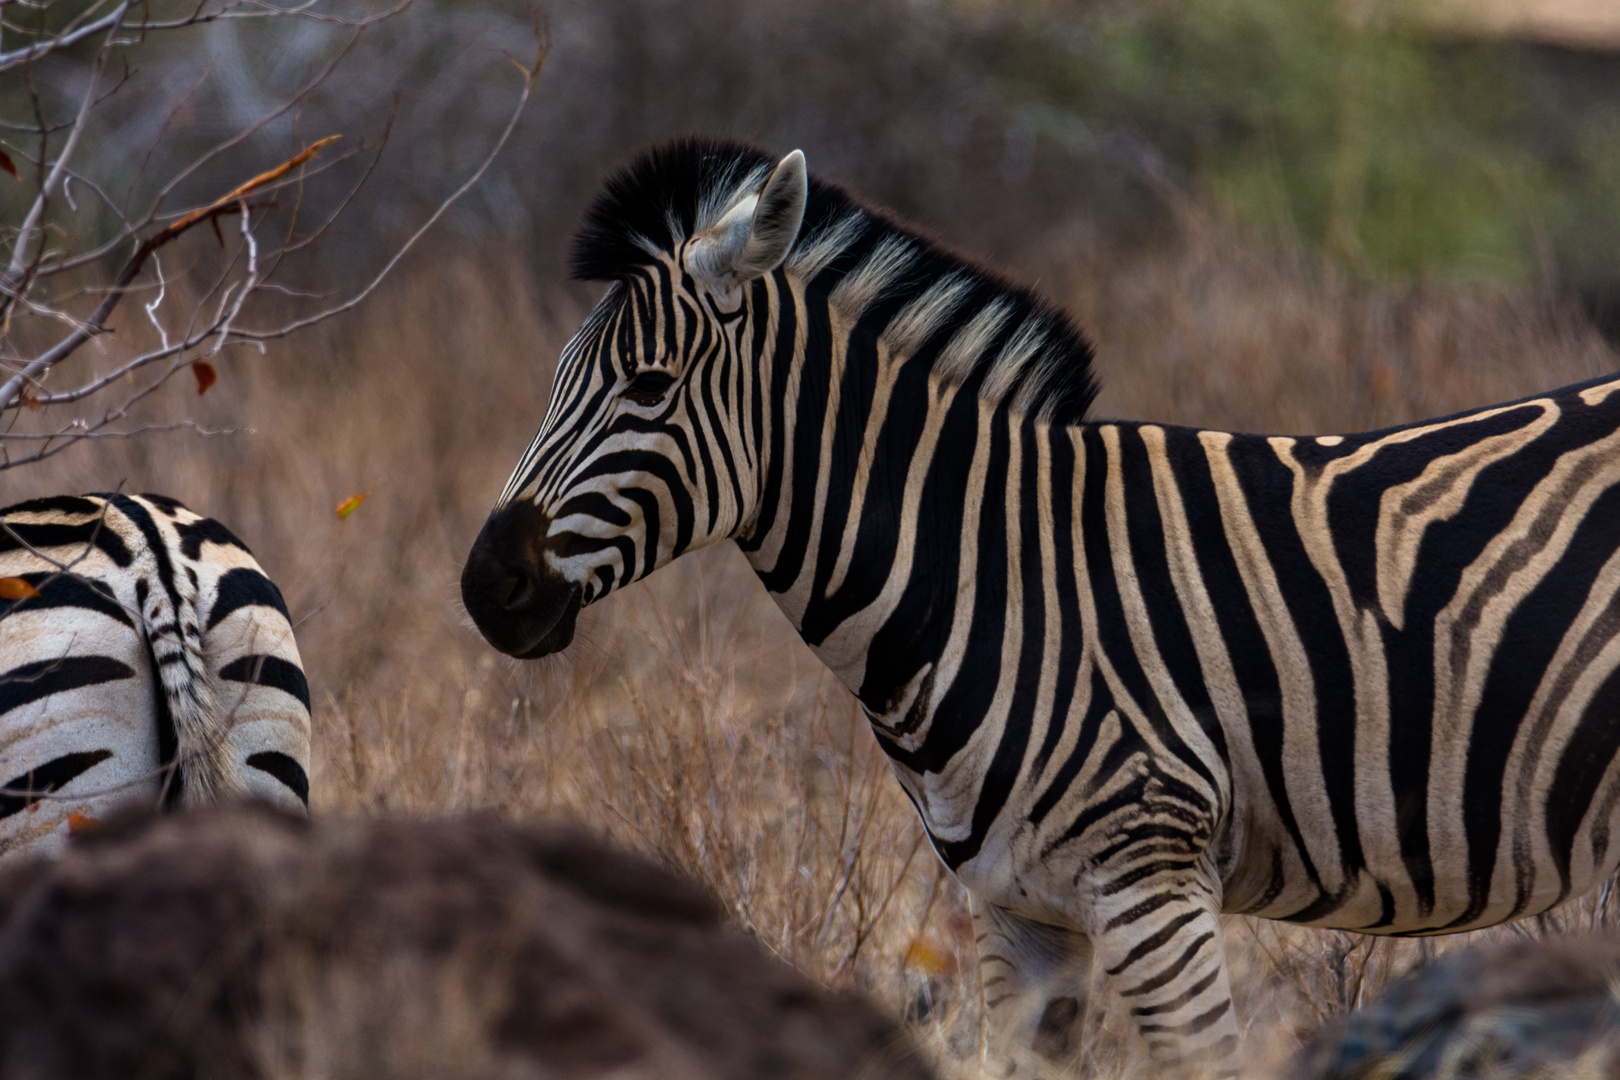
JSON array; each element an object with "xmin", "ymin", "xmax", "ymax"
[
  {"xmin": 461, "ymin": 504, "xmax": 584, "ymax": 659},
  {"xmin": 510, "ymin": 586, "xmax": 582, "ymax": 659}
]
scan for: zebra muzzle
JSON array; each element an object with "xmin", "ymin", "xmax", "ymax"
[{"xmin": 461, "ymin": 503, "xmax": 583, "ymax": 659}]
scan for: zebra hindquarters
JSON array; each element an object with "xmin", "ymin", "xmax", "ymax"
[
  {"xmin": 201, "ymin": 581, "xmax": 312, "ymax": 815},
  {"xmin": 0, "ymin": 577, "xmax": 164, "ymax": 861}
]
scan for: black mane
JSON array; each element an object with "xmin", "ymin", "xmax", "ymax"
[{"xmin": 571, "ymin": 137, "xmax": 1098, "ymax": 426}]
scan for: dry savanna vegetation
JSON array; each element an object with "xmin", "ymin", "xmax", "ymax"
[
  {"xmin": 5, "ymin": 0, "xmax": 1620, "ymax": 1073},
  {"xmin": 7, "ymin": 207, "xmax": 1620, "ymax": 1076}
]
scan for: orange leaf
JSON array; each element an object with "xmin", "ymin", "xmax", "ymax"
[
  {"xmin": 0, "ymin": 149, "xmax": 14, "ymax": 179},
  {"xmin": 158, "ymin": 135, "xmax": 340, "ymax": 243},
  {"xmin": 21, "ymin": 392, "xmax": 39, "ymax": 411},
  {"xmin": 904, "ymin": 938, "xmax": 959, "ymax": 978},
  {"xmin": 193, "ymin": 360, "xmax": 217, "ymax": 395},
  {"xmin": 335, "ymin": 491, "xmax": 370, "ymax": 519},
  {"xmin": 68, "ymin": 812, "xmax": 101, "ymax": 835},
  {"xmin": 0, "ymin": 577, "xmax": 40, "ymax": 600}
]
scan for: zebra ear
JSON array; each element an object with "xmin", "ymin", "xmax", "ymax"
[{"xmin": 688, "ymin": 150, "xmax": 807, "ymax": 290}]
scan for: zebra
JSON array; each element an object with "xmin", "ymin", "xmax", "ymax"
[
  {"xmin": 459, "ymin": 138, "xmax": 1620, "ymax": 1076},
  {"xmin": 0, "ymin": 493, "xmax": 310, "ymax": 861}
]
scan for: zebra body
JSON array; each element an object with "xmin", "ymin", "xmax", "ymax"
[
  {"xmin": 892, "ymin": 395, "xmax": 1620, "ymax": 937},
  {"xmin": 460, "ymin": 140, "xmax": 1620, "ymax": 1074},
  {"xmin": 0, "ymin": 494, "xmax": 310, "ymax": 861}
]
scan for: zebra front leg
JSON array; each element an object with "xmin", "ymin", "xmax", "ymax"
[
  {"xmin": 974, "ymin": 901, "xmax": 1094, "ymax": 1078},
  {"xmin": 1090, "ymin": 884, "xmax": 1239, "ymax": 1078}
]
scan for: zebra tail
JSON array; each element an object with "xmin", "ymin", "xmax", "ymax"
[{"xmin": 145, "ymin": 575, "xmax": 245, "ymax": 808}]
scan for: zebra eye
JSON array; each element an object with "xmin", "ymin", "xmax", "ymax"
[{"xmin": 625, "ymin": 369, "xmax": 676, "ymax": 405}]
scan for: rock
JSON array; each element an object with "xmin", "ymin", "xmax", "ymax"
[
  {"xmin": 1296, "ymin": 934, "xmax": 1620, "ymax": 1080},
  {"xmin": 0, "ymin": 806, "xmax": 935, "ymax": 1080}
]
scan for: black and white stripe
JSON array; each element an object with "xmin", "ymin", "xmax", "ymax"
[
  {"xmin": 0, "ymin": 493, "xmax": 310, "ymax": 860},
  {"xmin": 461, "ymin": 139, "xmax": 1620, "ymax": 1075}
]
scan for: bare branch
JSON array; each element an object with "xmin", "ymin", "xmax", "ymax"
[
  {"xmin": 121, "ymin": 54, "xmax": 218, "ymax": 223},
  {"xmin": 17, "ymin": 325, "xmax": 264, "ymax": 409},
  {"xmin": 166, "ymin": 136, "xmax": 339, "ymax": 239},
  {"xmin": 0, "ymin": 151, "xmax": 139, "ymax": 262},
  {"xmin": 0, "ymin": 2, "xmax": 128, "ymax": 319},
  {"xmin": 273, "ymin": 92, "xmax": 395, "ymax": 258},
  {"xmin": 239, "ymin": 35, "xmax": 544, "ymax": 342},
  {"xmin": 148, "ymin": 3, "xmax": 402, "ymax": 214},
  {"xmin": 0, "ymin": 418, "xmax": 240, "ymax": 442},
  {"xmin": 0, "ymin": 0, "xmax": 126, "ymax": 74},
  {"xmin": 1, "ymin": 136, "xmax": 334, "ymax": 409},
  {"xmin": 0, "ymin": 0, "xmax": 539, "ymax": 473}
]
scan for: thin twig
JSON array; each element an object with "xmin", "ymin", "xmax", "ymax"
[
  {"xmin": 0, "ymin": 0, "xmax": 125, "ymax": 74},
  {"xmin": 0, "ymin": 135, "xmax": 334, "ymax": 408},
  {"xmin": 236, "ymin": 30, "xmax": 545, "ymax": 343},
  {"xmin": 0, "ymin": 1, "xmax": 128, "ymax": 317}
]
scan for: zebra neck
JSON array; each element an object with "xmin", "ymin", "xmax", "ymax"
[{"xmin": 740, "ymin": 308, "xmax": 1065, "ymax": 720}]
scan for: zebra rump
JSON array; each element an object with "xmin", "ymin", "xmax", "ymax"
[{"xmin": 0, "ymin": 493, "xmax": 310, "ymax": 860}]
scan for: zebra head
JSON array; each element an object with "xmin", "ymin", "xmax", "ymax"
[{"xmin": 462, "ymin": 142, "xmax": 808, "ymax": 658}]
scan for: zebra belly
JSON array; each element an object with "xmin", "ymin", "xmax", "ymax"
[
  {"xmin": 1223, "ymin": 744, "xmax": 1620, "ymax": 935},
  {"xmin": 878, "ymin": 749, "xmax": 1095, "ymax": 930},
  {"xmin": 954, "ymin": 817, "xmax": 1090, "ymax": 931}
]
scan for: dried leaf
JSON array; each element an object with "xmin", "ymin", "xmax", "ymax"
[
  {"xmin": 193, "ymin": 360, "xmax": 217, "ymax": 395},
  {"xmin": 0, "ymin": 577, "xmax": 40, "ymax": 600},
  {"xmin": 903, "ymin": 938, "xmax": 959, "ymax": 978},
  {"xmin": 0, "ymin": 149, "xmax": 15, "ymax": 179},
  {"xmin": 158, "ymin": 135, "xmax": 340, "ymax": 244},
  {"xmin": 21, "ymin": 392, "xmax": 39, "ymax": 411},
  {"xmin": 335, "ymin": 491, "xmax": 370, "ymax": 519},
  {"xmin": 68, "ymin": 812, "xmax": 101, "ymax": 835}
]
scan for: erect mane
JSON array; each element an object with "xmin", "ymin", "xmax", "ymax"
[{"xmin": 571, "ymin": 137, "xmax": 1098, "ymax": 426}]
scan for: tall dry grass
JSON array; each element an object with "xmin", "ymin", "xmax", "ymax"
[{"xmin": 6, "ymin": 227, "xmax": 1619, "ymax": 1077}]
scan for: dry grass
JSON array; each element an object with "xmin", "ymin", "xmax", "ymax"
[{"xmin": 7, "ymin": 227, "xmax": 1620, "ymax": 1078}]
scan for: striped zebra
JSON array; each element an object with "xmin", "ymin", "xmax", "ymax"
[
  {"xmin": 0, "ymin": 493, "xmax": 310, "ymax": 861},
  {"xmin": 460, "ymin": 139, "xmax": 1620, "ymax": 1076}
]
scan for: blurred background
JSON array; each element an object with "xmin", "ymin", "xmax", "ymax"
[
  {"xmin": 5, "ymin": 0, "xmax": 1620, "ymax": 1074},
  {"xmin": 13, "ymin": 0, "xmax": 1620, "ymax": 300}
]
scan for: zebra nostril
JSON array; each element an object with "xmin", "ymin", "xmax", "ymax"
[{"xmin": 497, "ymin": 567, "xmax": 537, "ymax": 612}]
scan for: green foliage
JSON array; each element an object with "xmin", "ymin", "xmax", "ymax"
[{"xmin": 1001, "ymin": 0, "xmax": 1620, "ymax": 283}]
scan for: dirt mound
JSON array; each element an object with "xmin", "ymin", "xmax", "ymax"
[
  {"xmin": 0, "ymin": 806, "xmax": 934, "ymax": 1080},
  {"xmin": 1297, "ymin": 935, "xmax": 1620, "ymax": 1080}
]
